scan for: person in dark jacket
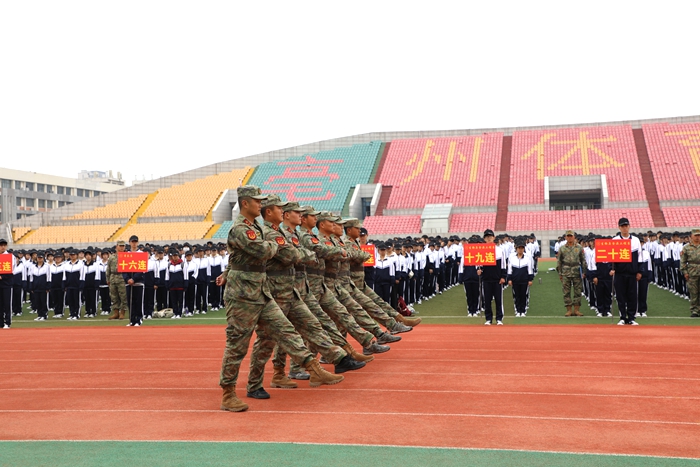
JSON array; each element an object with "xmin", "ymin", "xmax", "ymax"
[
  {"xmin": 0, "ymin": 239, "xmax": 15, "ymax": 329},
  {"xmin": 122, "ymin": 235, "xmax": 145, "ymax": 327},
  {"xmin": 63, "ymin": 249, "xmax": 85, "ymax": 320},
  {"xmin": 460, "ymin": 237, "xmax": 481, "ymax": 317},
  {"xmin": 82, "ymin": 250, "xmax": 100, "ymax": 318},
  {"xmin": 373, "ymin": 244, "xmax": 394, "ymax": 305},
  {"xmin": 50, "ymin": 252, "xmax": 65, "ymax": 318},
  {"xmin": 166, "ymin": 250, "xmax": 188, "ymax": 319},
  {"xmin": 507, "ymin": 239, "xmax": 534, "ymax": 317},
  {"xmin": 480, "ymin": 229, "xmax": 507, "ymax": 326},
  {"xmin": 30, "ymin": 252, "xmax": 51, "ymax": 321}
]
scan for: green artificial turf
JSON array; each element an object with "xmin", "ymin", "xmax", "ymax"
[{"xmin": 8, "ymin": 268, "xmax": 697, "ymax": 328}]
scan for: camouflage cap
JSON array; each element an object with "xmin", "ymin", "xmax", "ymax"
[
  {"xmin": 301, "ymin": 205, "xmax": 321, "ymax": 216},
  {"xmin": 283, "ymin": 201, "xmax": 306, "ymax": 212},
  {"xmin": 237, "ymin": 185, "xmax": 267, "ymax": 200},
  {"xmin": 692, "ymin": 228, "xmax": 700, "ymax": 236},
  {"xmin": 316, "ymin": 211, "xmax": 337, "ymax": 222},
  {"xmin": 334, "ymin": 216, "xmax": 348, "ymax": 225},
  {"xmin": 116, "ymin": 240, "xmax": 126, "ymax": 246},
  {"xmin": 261, "ymin": 194, "xmax": 288, "ymax": 209},
  {"xmin": 565, "ymin": 230, "xmax": 575, "ymax": 236},
  {"xmin": 343, "ymin": 218, "xmax": 362, "ymax": 228}
]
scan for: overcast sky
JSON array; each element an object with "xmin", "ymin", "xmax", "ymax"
[{"xmin": 1, "ymin": 1, "xmax": 698, "ymax": 186}]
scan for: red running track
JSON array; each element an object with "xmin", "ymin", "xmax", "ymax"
[{"xmin": 0, "ymin": 325, "xmax": 698, "ymax": 458}]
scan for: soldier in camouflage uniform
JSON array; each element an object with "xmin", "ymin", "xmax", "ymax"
[
  {"xmin": 681, "ymin": 228, "xmax": 700, "ymax": 318},
  {"xmin": 245, "ymin": 195, "xmax": 364, "ymax": 399},
  {"xmin": 106, "ymin": 240, "xmax": 128, "ymax": 320},
  {"xmin": 299, "ymin": 209, "xmax": 395, "ymax": 358},
  {"xmin": 557, "ymin": 230, "xmax": 587, "ymax": 317},
  {"xmin": 329, "ymin": 219, "xmax": 412, "ymax": 334},
  {"xmin": 342, "ymin": 218, "xmax": 421, "ymax": 328},
  {"xmin": 218, "ymin": 186, "xmax": 343, "ymax": 413},
  {"xmin": 274, "ymin": 202, "xmax": 376, "ymax": 380}
]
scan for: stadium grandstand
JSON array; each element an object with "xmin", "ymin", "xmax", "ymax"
[{"xmin": 3, "ymin": 115, "xmax": 699, "ymax": 254}]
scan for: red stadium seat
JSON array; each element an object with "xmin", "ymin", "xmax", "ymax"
[{"xmin": 643, "ymin": 123, "xmax": 700, "ymax": 201}]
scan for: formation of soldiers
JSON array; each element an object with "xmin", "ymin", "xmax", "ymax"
[
  {"xmin": 217, "ymin": 186, "xmax": 422, "ymax": 412},
  {"xmin": 0, "ymin": 237, "xmax": 234, "ymax": 328}
]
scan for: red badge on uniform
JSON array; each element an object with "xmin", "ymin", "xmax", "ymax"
[
  {"xmin": 275, "ymin": 237, "xmax": 286, "ymax": 245},
  {"xmin": 311, "ymin": 238, "xmax": 319, "ymax": 244},
  {"xmin": 325, "ymin": 241, "xmax": 333, "ymax": 246},
  {"xmin": 338, "ymin": 241, "xmax": 345, "ymax": 246},
  {"xmin": 292, "ymin": 237, "xmax": 299, "ymax": 246},
  {"xmin": 352, "ymin": 244, "xmax": 359, "ymax": 250},
  {"xmin": 246, "ymin": 230, "xmax": 257, "ymax": 240}
]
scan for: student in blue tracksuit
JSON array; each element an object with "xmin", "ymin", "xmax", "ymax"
[
  {"xmin": 0, "ymin": 239, "xmax": 15, "ymax": 329},
  {"xmin": 183, "ymin": 251, "xmax": 198, "ymax": 315},
  {"xmin": 194, "ymin": 248, "xmax": 210, "ymax": 315},
  {"xmin": 50, "ymin": 252, "xmax": 66, "ymax": 318},
  {"xmin": 154, "ymin": 249, "xmax": 169, "ymax": 310},
  {"xmin": 166, "ymin": 250, "xmax": 188, "ymax": 319},
  {"xmin": 122, "ymin": 235, "xmax": 145, "ymax": 327},
  {"xmin": 98, "ymin": 250, "xmax": 111, "ymax": 316},
  {"xmin": 12, "ymin": 253, "xmax": 27, "ymax": 318},
  {"xmin": 30, "ymin": 252, "xmax": 51, "ymax": 321},
  {"xmin": 589, "ymin": 237, "xmax": 614, "ymax": 318},
  {"xmin": 143, "ymin": 252, "xmax": 157, "ymax": 320},
  {"xmin": 374, "ymin": 244, "xmax": 394, "ymax": 305},
  {"xmin": 82, "ymin": 250, "xmax": 100, "ymax": 318},
  {"xmin": 507, "ymin": 239, "xmax": 534, "ymax": 317},
  {"xmin": 459, "ymin": 238, "xmax": 482, "ymax": 317},
  {"xmin": 208, "ymin": 248, "xmax": 223, "ymax": 311},
  {"xmin": 637, "ymin": 237, "xmax": 652, "ymax": 318},
  {"xmin": 612, "ymin": 218, "xmax": 644, "ymax": 326},
  {"xmin": 480, "ymin": 229, "xmax": 507, "ymax": 326},
  {"xmin": 62, "ymin": 250, "xmax": 85, "ymax": 320}
]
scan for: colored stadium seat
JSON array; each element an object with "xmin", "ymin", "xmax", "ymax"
[
  {"xmin": 65, "ymin": 194, "xmax": 148, "ymax": 220},
  {"xmin": 116, "ymin": 222, "xmax": 215, "ymax": 242},
  {"xmin": 363, "ymin": 216, "xmax": 421, "ymax": 235},
  {"xmin": 212, "ymin": 221, "xmax": 233, "ymax": 239},
  {"xmin": 18, "ymin": 225, "xmax": 122, "ymax": 244},
  {"xmin": 642, "ymin": 123, "xmax": 700, "ymax": 201},
  {"xmin": 449, "ymin": 213, "xmax": 498, "ymax": 233},
  {"xmin": 506, "ymin": 209, "xmax": 654, "ymax": 231},
  {"xmin": 662, "ymin": 207, "xmax": 700, "ymax": 227},
  {"xmin": 11, "ymin": 226, "xmax": 32, "ymax": 242},
  {"xmin": 509, "ymin": 126, "xmax": 646, "ymax": 205},
  {"xmin": 141, "ymin": 169, "xmax": 251, "ymax": 218},
  {"xmin": 378, "ymin": 135, "xmax": 503, "ymax": 209},
  {"xmin": 246, "ymin": 142, "xmax": 383, "ymax": 212}
]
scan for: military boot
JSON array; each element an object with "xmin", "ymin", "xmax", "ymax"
[
  {"xmin": 343, "ymin": 344, "xmax": 374, "ymax": 362},
  {"xmin": 118, "ymin": 310, "xmax": 126, "ymax": 320},
  {"xmin": 220, "ymin": 385, "xmax": 248, "ymax": 412},
  {"xmin": 573, "ymin": 305, "xmax": 583, "ymax": 317},
  {"xmin": 108, "ymin": 309, "xmax": 120, "ymax": 320},
  {"xmin": 565, "ymin": 306, "xmax": 573, "ymax": 317},
  {"xmin": 270, "ymin": 366, "xmax": 298, "ymax": 389},
  {"xmin": 304, "ymin": 358, "xmax": 344, "ymax": 387},
  {"xmin": 396, "ymin": 314, "xmax": 422, "ymax": 327}
]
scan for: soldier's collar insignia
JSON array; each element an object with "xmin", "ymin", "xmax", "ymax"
[
  {"xmin": 325, "ymin": 241, "xmax": 333, "ymax": 246},
  {"xmin": 311, "ymin": 238, "xmax": 319, "ymax": 244},
  {"xmin": 244, "ymin": 219, "xmax": 253, "ymax": 226}
]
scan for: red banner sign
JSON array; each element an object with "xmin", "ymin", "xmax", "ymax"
[
  {"xmin": 362, "ymin": 244, "xmax": 376, "ymax": 267},
  {"xmin": 0, "ymin": 254, "xmax": 13, "ymax": 275},
  {"xmin": 595, "ymin": 239, "xmax": 632, "ymax": 263},
  {"xmin": 117, "ymin": 252, "xmax": 149, "ymax": 273},
  {"xmin": 463, "ymin": 244, "xmax": 497, "ymax": 266}
]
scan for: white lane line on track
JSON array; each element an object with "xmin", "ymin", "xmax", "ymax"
[
  {"xmin": 1, "ymin": 440, "xmax": 698, "ymax": 462},
  {"xmin": 1, "ymin": 370, "xmax": 699, "ymax": 381},
  {"xmin": 1, "ymin": 409, "xmax": 698, "ymax": 426},
  {"xmin": 1, "ymin": 387, "xmax": 699, "ymax": 400}
]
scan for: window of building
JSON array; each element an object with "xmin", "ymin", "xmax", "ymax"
[
  {"xmin": 1, "ymin": 179, "xmax": 10, "ymax": 189},
  {"xmin": 37, "ymin": 183, "xmax": 45, "ymax": 192},
  {"xmin": 58, "ymin": 201, "xmax": 66, "ymax": 207},
  {"xmin": 15, "ymin": 181, "xmax": 22, "ymax": 189},
  {"xmin": 26, "ymin": 182, "xmax": 34, "ymax": 191},
  {"xmin": 16, "ymin": 213, "xmax": 22, "ymax": 220},
  {"xmin": 38, "ymin": 199, "xmax": 46, "ymax": 208},
  {"xmin": 46, "ymin": 200, "xmax": 53, "ymax": 209},
  {"xmin": 25, "ymin": 198, "xmax": 34, "ymax": 208},
  {"xmin": 77, "ymin": 188, "xmax": 84, "ymax": 197},
  {"xmin": 16, "ymin": 197, "xmax": 22, "ymax": 206},
  {"xmin": 65, "ymin": 187, "xmax": 72, "ymax": 196},
  {"xmin": 47, "ymin": 185, "xmax": 54, "ymax": 193}
]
